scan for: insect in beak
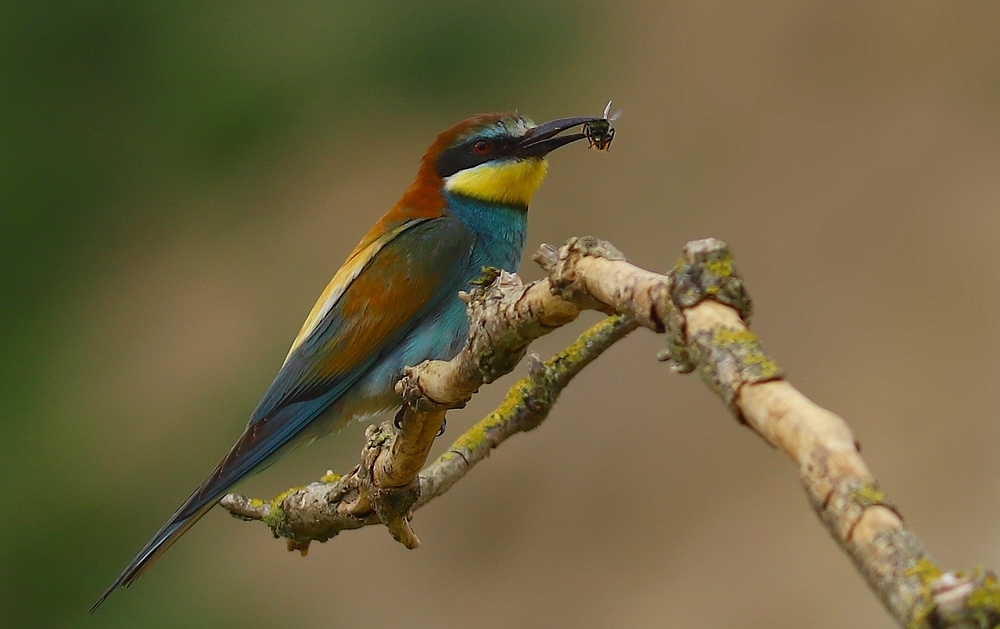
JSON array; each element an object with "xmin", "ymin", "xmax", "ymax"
[{"xmin": 583, "ymin": 100, "xmax": 623, "ymax": 151}]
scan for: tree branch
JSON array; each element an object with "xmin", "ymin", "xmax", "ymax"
[
  {"xmin": 221, "ymin": 236, "xmax": 1000, "ymax": 628},
  {"xmin": 220, "ymin": 314, "xmax": 636, "ymax": 550}
]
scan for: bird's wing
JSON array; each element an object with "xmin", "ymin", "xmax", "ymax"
[
  {"xmin": 91, "ymin": 216, "xmax": 474, "ymax": 610},
  {"xmin": 250, "ymin": 214, "xmax": 473, "ymax": 424},
  {"xmin": 205, "ymin": 214, "xmax": 474, "ymax": 496}
]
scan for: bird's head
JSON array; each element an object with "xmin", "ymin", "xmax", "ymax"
[{"xmin": 417, "ymin": 111, "xmax": 603, "ymax": 208}]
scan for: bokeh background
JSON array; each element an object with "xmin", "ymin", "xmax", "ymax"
[{"xmin": 4, "ymin": 1, "xmax": 1000, "ymax": 627}]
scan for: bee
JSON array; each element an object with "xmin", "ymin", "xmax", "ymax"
[{"xmin": 584, "ymin": 100, "xmax": 623, "ymax": 151}]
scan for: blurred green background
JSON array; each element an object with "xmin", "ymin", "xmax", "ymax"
[{"xmin": 5, "ymin": 1, "xmax": 1000, "ymax": 627}]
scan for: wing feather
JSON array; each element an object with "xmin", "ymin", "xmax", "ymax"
[
  {"xmin": 92, "ymin": 216, "xmax": 474, "ymax": 610},
  {"xmin": 251, "ymin": 216, "xmax": 473, "ymax": 422}
]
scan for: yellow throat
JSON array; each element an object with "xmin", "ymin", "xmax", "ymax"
[{"xmin": 443, "ymin": 158, "xmax": 549, "ymax": 206}]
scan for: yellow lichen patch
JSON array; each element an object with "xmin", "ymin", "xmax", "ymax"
[
  {"xmin": 742, "ymin": 351, "xmax": 782, "ymax": 375},
  {"xmin": 851, "ymin": 482, "xmax": 887, "ymax": 507},
  {"xmin": 248, "ymin": 498, "xmax": 265, "ymax": 510},
  {"xmin": 320, "ymin": 472, "xmax": 342, "ymax": 483},
  {"xmin": 262, "ymin": 508, "xmax": 285, "ymax": 531},
  {"xmin": 271, "ymin": 485, "xmax": 305, "ymax": 507},
  {"xmin": 704, "ymin": 253, "xmax": 733, "ymax": 278},
  {"xmin": 428, "ymin": 317, "xmax": 633, "ymax": 495},
  {"xmin": 448, "ymin": 419, "xmax": 492, "ymax": 454},
  {"xmin": 740, "ymin": 348, "xmax": 774, "ymax": 365},
  {"xmin": 710, "ymin": 326, "xmax": 783, "ymax": 380},
  {"xmin": 448, "ymin": 379, "xmax": 533, "ymax": 454},
  {"xmin": 905, "ymin": 558, "xmax": 945, "ymax": 629},
  {"xmin": 437, "ymin": 319, "xmax": 627, "ymax": 461},
  {"xmin": 260, "ymin": 485, "xmax": 306, "ymax": 531},
  {"xmin": 905, "ymin": 557, "xmax": 944, "ymax": 583},
  {"xmin": 433, "ymin": 450, "xmax": 459, "ymax": 464},
  {"xmin": 562, "ymin": 315, "xmax": 627, "ymax": 359},
  {"xmin": 904, "ymin": 564, "xmax": 1000, "ymax": 628},
  {"xmin": 712, "ymin": 326, "xmax": 758, "ymax": 346},
  {"xmin": 966, "ymin": 571, "xmax": 1000, "ymax": 623},
  {"xmin": 907, "ymin": 600, "xmax": 934, "ymax": 629},
  {"xmin": 553, "ymin": 333, "xmax": 595, "ymax": 366}
]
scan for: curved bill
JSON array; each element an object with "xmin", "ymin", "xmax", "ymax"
[{"xmin": 516, "ymin": 116, "xmax": 604, "ymax": 157}]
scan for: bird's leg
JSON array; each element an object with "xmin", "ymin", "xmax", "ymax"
[{"xmin": 380, "ymin": 407, "xmax": 447, "ymax": 487}]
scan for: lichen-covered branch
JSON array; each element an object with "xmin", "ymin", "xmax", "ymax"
[
  {"xmin": 415, "ymin": 314, "xmax": 638, "ymax": 506},
  {"xmin": 221, "ymin": 236, "xmax": 999, "ymax": 628},
  {"xmin": 220, "ymin": 314, "xmax": 637, "ymax": 550}
]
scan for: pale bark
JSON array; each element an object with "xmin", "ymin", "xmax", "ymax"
[{"xmin": 221, "ymin": 236, "xmax": 1000, "ymax": 628}]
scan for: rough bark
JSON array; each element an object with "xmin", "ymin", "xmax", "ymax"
[{"xmin": 221, "ymin": 236, "xmax": 1000, "ymax": 628}]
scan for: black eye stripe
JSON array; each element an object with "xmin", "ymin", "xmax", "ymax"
[{"xmin": 435, "ymin": 137, "xmax": 518, "ymax": 179}]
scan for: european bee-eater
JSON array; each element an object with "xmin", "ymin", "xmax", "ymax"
[{"xmin": 92, "ymin": 111, "xmax": 607, "ymax": 611}]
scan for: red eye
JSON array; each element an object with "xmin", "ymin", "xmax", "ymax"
[{"xmin": 472, "ymin": 139, "xmax": 491, "ymax": 154}]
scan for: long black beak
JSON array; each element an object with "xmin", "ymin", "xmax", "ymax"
[{"xmin": 517, "ymin": 116, "xmax": 603, "ymax": 157}]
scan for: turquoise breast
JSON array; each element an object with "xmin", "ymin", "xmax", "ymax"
[{"xmin": 443, "ymin": 192, "xmax": 528, "ymax": 276}]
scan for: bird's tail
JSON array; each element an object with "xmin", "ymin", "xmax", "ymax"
[
  {"xmin": 89, "ymin": 495, "xmax": 217, "ymax": 613},
  {"xmin": 90, "ymin": 397, "xmax": 339, "ymax": 612}
]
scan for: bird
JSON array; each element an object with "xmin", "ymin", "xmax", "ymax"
[{"xmin": 91, "ymin": 110, "xmax": 607, "ymax": 611}]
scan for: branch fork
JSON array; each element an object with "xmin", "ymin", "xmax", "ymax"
[{"xmin": 219, "ymin": 236, "xmax": 1000, "ymax": 628}]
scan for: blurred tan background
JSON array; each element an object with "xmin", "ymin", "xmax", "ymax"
[{"xmin": 5, "ymin": 1, "xmax": 1000, "ymax": 627}]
